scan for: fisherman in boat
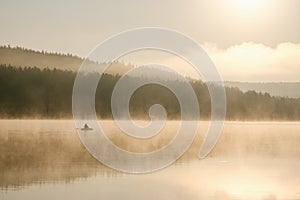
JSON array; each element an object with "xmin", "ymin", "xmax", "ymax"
[
  {"xmin": 81, "ymin": 123, "xmax": 93, "ymax": 131},
  {"xmin": 84, "ymin": 123, "xmax": 89, "ymax": 129}
]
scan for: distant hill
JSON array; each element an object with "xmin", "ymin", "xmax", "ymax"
[
  {"xmin": 0, "ymin": 46, "xmax": 197, "ymax": 81},
  {"xmin": 1, "ymin": 46, "xmax": 299, "ymax": 99},
  {"xmin": 225, "ymin": 82, "xmax": 300, "ymax": 99},
  {"xmin": 0, "ymin": 46, "xmax": 133, "ymax": 74},
  {"xmin": 0, "ymin": 46, "xmax": 83, "ymax": 70}
]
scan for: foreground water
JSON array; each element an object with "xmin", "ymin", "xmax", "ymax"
[{"xmin": 0, "ymin": 120, "xmax": 300, "ymax": 200}]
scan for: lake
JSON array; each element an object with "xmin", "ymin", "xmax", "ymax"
[{"xmin": 0, "ymin": 120, "xmax": 300, "ymax": 200}]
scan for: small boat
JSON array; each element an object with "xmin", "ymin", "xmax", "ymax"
[
  {"xmin": 81, "ymin": 127, "xmax": 93, "ymax": 131},
  {"xmin": 80, "ymin": 123, "xmax": 93, "ymax": 131}
]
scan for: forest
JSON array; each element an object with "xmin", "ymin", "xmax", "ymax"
[{"xmin": 0, "ymin": 64, "xmax": 300, "ymax": 120}]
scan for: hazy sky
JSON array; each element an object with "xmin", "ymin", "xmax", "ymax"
[{"xmin": 0, "ymin": 0, "xmax": 299, "ymax": 81}]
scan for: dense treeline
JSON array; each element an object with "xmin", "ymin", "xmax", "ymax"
[{"xmin": 0, "ymin": 65, "xmax": 300, "ymax": 120}]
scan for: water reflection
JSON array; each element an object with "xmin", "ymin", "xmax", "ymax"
[
  {"xmin": 0, "ymin": 120, "xmax": 121, "ymax": 189},
  {"xmin": 0, "ymin": 120, "xmax": 300, "ymax": 199}
]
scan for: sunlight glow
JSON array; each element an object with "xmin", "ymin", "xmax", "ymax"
[
  {"xmin": 227, "ymin": 0, "xmax": 270, "ymax": 17},
  {"xmin": 235, "ymin": 0, "xmax": 263, "ymax": 11}
]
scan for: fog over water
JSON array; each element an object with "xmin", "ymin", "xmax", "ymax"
[{"xmin": 0, "ymin": 120, "xmax": 300, "ymax": 199}]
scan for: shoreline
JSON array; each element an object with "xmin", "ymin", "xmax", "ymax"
[{"xmin": 0, "ymin": 118, "xmax": 300, "ymax": 123}]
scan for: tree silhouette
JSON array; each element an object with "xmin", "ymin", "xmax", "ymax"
[{"xmin": 0, "ymin": 65, "xmax": 299, "ymax": 120}]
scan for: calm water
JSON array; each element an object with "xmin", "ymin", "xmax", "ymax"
[{"xmin": 0, "ymin": 120, "xmax": 300, "ymax": 200}]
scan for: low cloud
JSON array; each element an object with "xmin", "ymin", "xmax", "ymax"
[
  {"xmin": 120, "ymin": 42, "xmax": 300, "ymax": 82},
  {"xmin": 204, "ymin": 42, "xmax": 300, "ymax": 82}
]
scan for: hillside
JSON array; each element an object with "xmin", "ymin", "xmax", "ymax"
[
  {"xmin": 1, "ymin": 65, "xmax": 300, "ymax": 120},
  {"xmin": 225, "ymin": 82, "xmax": 300, "ymax": 98},
  {"xmin": 0, "ymin": 46, "xmax": 133, "ymax": 74},
  {"xmin": 1, "ymin": 46, "xmax": 299, "ymax": 99},
  {"xmin": 0, "ymin": 46, "xmax": 83, "ymax": 70}
]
